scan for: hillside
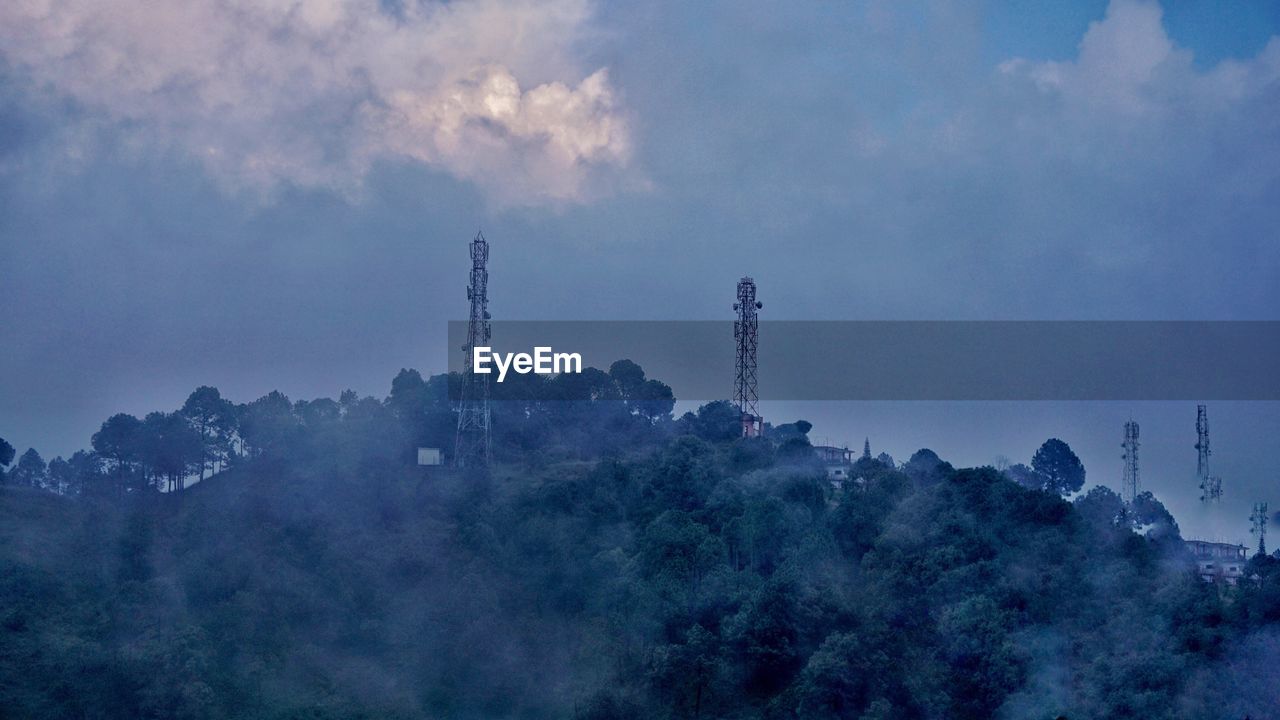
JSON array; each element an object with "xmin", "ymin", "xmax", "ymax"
[{"xmin": 2, "ymin": 369, "xmax": 1279, "ymax": 719}]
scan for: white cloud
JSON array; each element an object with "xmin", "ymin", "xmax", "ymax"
[
  {"xmin": 998, "ymin": 0, "xmax": 1280, "ymax": 115},
  {"xmin": 0, "ymin": 0, "xmax": 632, "ymax": 205}
]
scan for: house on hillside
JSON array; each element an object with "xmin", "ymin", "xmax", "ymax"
[
  {"xmin": 813, "ymin": 445, "xmax": 853, "ymax": 484},
  {"xmin": 1185, "ymin": 540, "xmax": 1247, "ymax": 585}
]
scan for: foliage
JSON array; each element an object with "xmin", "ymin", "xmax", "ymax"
[
  {"xmin": 0, "ymin": 364, "xmax": 1276, "ymax": 719},
  {"xmin": 1030, "ymin": 438, "xmax": 1086, "ymax": 495},
  {"xmin": 8, "ymin": 448, "xmax": 47, "ymax": 489}
]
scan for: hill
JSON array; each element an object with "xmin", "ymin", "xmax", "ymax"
[{"xmin": 1, "ymin": 366, "xmax": 1279, "ymax": 719}]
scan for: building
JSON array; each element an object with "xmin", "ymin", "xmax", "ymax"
[
  {"xmin": 416, "ymin": 447, "xmax": 443, "ymax": 466},
  {"xmin": 1185, "ymin": 540, "xmax": 1247, "ymax": 585},
  {"xmin": 813, "ymin": 445, "xmax": 853, "ymax": 483}
]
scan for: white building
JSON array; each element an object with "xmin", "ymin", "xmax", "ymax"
[
  {"xmin": 812, "ymin": 445, "xmax": 853, "ymax": 482},
  {"xmin": 1185, "ymin": 540, "xmax": 1247, "ymax": 585}
]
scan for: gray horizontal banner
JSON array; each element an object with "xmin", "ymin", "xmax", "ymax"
[{"xmin": 446, "ymin": 321, "xmax": 1280, "ymax": 401}]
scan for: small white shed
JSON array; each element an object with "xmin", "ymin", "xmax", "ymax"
[{"xmin": 417, "ymin": 447, "xmax": 443, "ymax": 466}]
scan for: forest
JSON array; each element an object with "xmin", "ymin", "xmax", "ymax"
[{"xmin": 1, "ymin": 361, "xmax": 1279, "ymax": 719}]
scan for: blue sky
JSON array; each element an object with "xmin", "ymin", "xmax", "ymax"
[
  {"xmin": 2, "ymin": 0, "xmax": 1278, "ymax": 540},
  {"xmin": 985, "ymin": 0, "xmax": 1279, "ymax": 66}
]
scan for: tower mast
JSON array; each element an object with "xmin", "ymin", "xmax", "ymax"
[
  {"xmin": 1196, "ymin": 404, "xmax": 1221, "ymax": 503},
  {"xmin": 1122, "ymin": 420, "xmax": 1140, "ymax": 504},
  {"xmin": 1251, "ymin": 502, "xmax": 1269, "ymax": 556},
  {"xmin": 455, "ymin": 231, "xmax": 491, "ymax": 467},
  {"xmin": 733, "ymin": 277, "xmax": 763, "ymax": 437}
]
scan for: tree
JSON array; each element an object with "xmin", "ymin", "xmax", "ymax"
[
  {"xmin": 600, "ymin": 360, "xmax": 674, "ymax": 422},
  {"xmin": 139, "ymin": 412, "xmax": 202, "ymax": 494},
  {"xmin": 386, "ymin": 369, "xmax": 459, "ymax": 460},
  {"xmin": 0, "ymin": 436, "xmax": 13, "ymax": 485},
  {"xmin": 1130, "ymin": 491, "xmax": 1180, "ymax": 542},
  {"xmin": 633, "ymin": 379, "xmax": 676, "ymax": 422},
  {"xmin": 1002, "ymin": 463, "xmax": 1038, "ymax": 490},
  {"xmin": 638, "ymin": 510, "xmax": 724, "ymax": 595},
  {"xmin": 1030, "ymin": 438, "xmax": 1086, "ymax": 495},
  {"xmin": 608, "ymin": 359, "xmax": 646, "ymax": 397},
  {"xmin": 795, "ymin": 630, "xmax": 894, "ymax": 719},
  {"xmin": 93, "ymin": 413, "xmax": 143, "ymax": 496},
  {"xmin": 776, "ymin": 435, "xmax": 817, "ymax": 465},
  {"xmin": 1074, "ymin": 485, "xmax": 1127, "ymax": 531},
  {"xmin": 937, "ymin": 596, "xmax": 1025, "ymax": 717},
  {"xmin": 650, "ymin": 624, "xmax": 725, "ymax": 717},
  {"xmin": 903, "ymin": 448, "xmax": 952, "ymax": 488},
  {"xmin": 679, "ymin": 401, "xmax": 741, "ymax": 443},
  {"xmin": 730, "ymin": 578, "xmax": 808, "ymax": 697},
  {"xmin": 9, "ymin": 448, "xmax": 47, "ymax": 489},
  {"xmin": 769, "ymin": 420, "xmax": 812, "ymax": 440},
  {"xmin": 46, "ymin": 456, "xmax": 74, "ymax": 495},
  {"xmin": 64, "ymin": 450, "xmax": 104, "ymax": 497},
  {"xmin": 730, "ymin": 437, "xmax": 774, "ymax": 473},
  {"xmin": 180, "ymin": 386, "xmax": 236, "ymax": 479},
  {"xmin": 238, "ymin": 391, "xmax": 299, "ymax": 458},
  {"xmin": 0, "ymin": 436, "xmax": 14, "ymax": 468}
]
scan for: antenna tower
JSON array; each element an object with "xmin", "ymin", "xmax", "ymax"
[
  {"xmin": 1122, "ymin": 420, "xmax": 1140, "ymax": 504},
  {"xmin": 733, "ymin": 277, "xmax": 763, "ymax": 437},
  {"xmin": 1196, "ymin": 404, "xmax": 1222, "ymax": 503},
  {"xmin": 454, "ymin": 231, "xmax": 491, "ymax": 467},
  {"xmin": 1251, "ymin": 502, "xmax": 1269, "ymax": 556}
]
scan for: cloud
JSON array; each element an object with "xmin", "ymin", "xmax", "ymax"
[
  {"xmin": 0, "ymin": 0, "xmax": 631, "ymax": 205},
  {"xmin": 997, "ymin": 0, "xmax": 1280, "ymax": 115},
  {"xmin": 891, "ymin": 0, "xmax": 1280, "ymax": 287}
]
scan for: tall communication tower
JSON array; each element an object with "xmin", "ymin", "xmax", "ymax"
[
  {"xmin": 1251, "ymin": 502, "xmax": 1269, "ymax": 556},
  {"xmin": 1196, "ymin": 404, "xmax": 1222, "ymax": 503},
  {"xmin": 733, "ymin": 277, "xmax": 763, "ymax": 437},
  {"xmin": 454, "ymin": 231, "xmax": 491, "ymax": 467},
  {"xmin": 1122, "ymin": 420, "xmax": 1140, "ymax": 504}
]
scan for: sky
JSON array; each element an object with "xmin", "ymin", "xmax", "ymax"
[{"xmin": 2, "ymin": 0, "xmax": 1279, "ymax": 541}]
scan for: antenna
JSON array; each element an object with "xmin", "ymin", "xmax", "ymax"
[
  {"xmin": 1251, "ymin": 502, "xmax": 1269, "ymax": 556},
  {"xmin": 733, "ymin": 277, "xmax": 762, "ymax": 437},
  {"xmin": 1196, "ymin": 404, "xmax": 1222, "ymax": 503},
  {"xmin": 1122, "ymin": 420, "xmax": 1140, "ymax": 504},
  {"xmin": 455, "ymin": 230, "xmax": 491, "ymax": 467}
]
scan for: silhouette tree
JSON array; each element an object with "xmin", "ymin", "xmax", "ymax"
[
  {"xmin": 238, "ymin": 391, "xmax": 300, "ymax": 458},
  {"xmin": 1031, "ymin": 438, "xmax": 1086, "ymax": 495},
  {"xmin": 388, "ymin": 369, "xmax": 456, "ymax": 453},
  {"xmin": 139, "ymin": 412, "xmax": 202, "ymax": 493},
  {"xmin": 46, "ymin": 456, "xmax": 74, "ymax": 495},
  {"xmin": 633, "ymin": 378, "xmax": 676, "ymax": 422},
  {"xmin": 63, "ymin": 451, "xmax": 103, "ymax": 497},
  {"xmin": 1130, "ymin": 490, "xmax": 1181, "ymax": 542},
  {"xmin": 9, "ymin": 448, "xmax": 47, "ymax": 488},
  {"xmin": 181, "ymin": 386, "xmax": 236, "ymax": 479},
  {"xmin": 608, "ymin": 359, "xmax": 647, "ymax": 397},
  {"xmin": 93, "ymin": 413, "xmax": 143, "ymax": 497},
  {"xmin": 903, "ymin": 448, "xmax": 952, "ymax": 488},
  {"xmin": 768, "ymin": 420, "xmax": 812, "ymax": 440},
  {"xmin": 0, "ymin": 436, "xmax": 14, "ymax": 468}
]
